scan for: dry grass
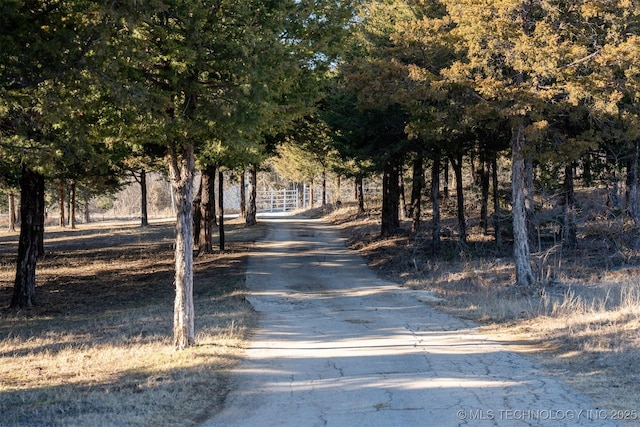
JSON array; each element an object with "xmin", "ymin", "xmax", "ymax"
[
  {"xmin": 325, "ymin": 203, "xmax": 640, "ymax": 425},
  {"xmin": 0, "ymin": 218, "xmax": 265, "ymax": 427}
]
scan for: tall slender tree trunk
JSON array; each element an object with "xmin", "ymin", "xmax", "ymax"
[
  {"xmin": 511, "ymin": 126, "xmax": 536, "ymax": 287},
  {"xmin": 381, "ymin": 154, "xmax": 401, "ymax": 237},
  {"xmin": 140, "ymin": 169, "xmax": 149, "ymax": 227},
  {"xmin": 354, "ymin": 179, "xmax": 358, "ymax": 202},
  {"xmin": 431, "ymin": 149, "xmax": 442, "ymax": 253},
  {"xmin": 563, "ymin": 164, "xmax": 577, "ymax": 249},
  {"xmin": 168, "ymin": 142, "xmax": 196, "ymax": 350},
  {"xmin": 198, "ymin": 165, "xmax": 215, "ymax": 254},
  {"xmin": 70, "ymin": 180, "xmax": 77, "ymax": 229},
  {"xmin": 309, "ymin": 179, "xmax": 315, "ymax": 207},
  {"xmin": 239, "ymin": 170, "xmax": 246, "ymax": 219},
  {"xmin": 8, "ymin": 192, "xmax": 16, "ymax": 232},
  {"xmin": 321, "ymin": 169, "xmax": 327, "ymax": 207},
  {"xmin": 297, "ymin": 182, "xmax": 304, "ymax": 209},
  {"xmin": 356, "ymin": 175, "xmax": 365, "ymax": 214},
  {"xmin": 410, "ymin": 154, "xmax": 424, "ymax": 234},
  {"xmin": 450, "ymin": 153, "xmax": 465, "ymax": 238},
  {"xmin": 193, "ymin": 176, "xmax": 202, "ymax": 249},
  {"xmin": 218, "ymin": 170, "xmax": 225, "ymax": 251},
  {"xmin": 84, "ymin": 196, "xmax": 91, "ymax": 224},
  {"xmin": 449, "ymin": 152, "xmax": 467, "ymax": 243},
  {"xmin": 627, "ymin": 142, "xmax": 639, "ymax": 224},
  {"xmin": 58, "ymin": 179, "xmax": 65, "ymax": 228},
  {"xmin": 246, "ymin": 164, "xmax": 258, "ymax": 226},
  {"xmin": 480, "ymin": 158, "xmax": 490, "ymax": 235},
  {"xmin": 608, "ymin": 164, "xmax": 620, "ymax": 212},
  {"xmin": 492, "ymin": 156, "xmax": 502, "ymax": 246},
  {"xmin": 11, "ymin": 166, "xmax": 45, "ymax": 308},
  {"xmin": 443, "ymin": 160, "xmax": 450, "ymax": 200},
  {"xmin": 399, "ymin": 165, "xmax": 407, "ymax": 219},
  {"xmin": 525, "ymin": 155, "xmax": 536, "ymax": 246},
  {"xmin": 37, "ymin": 185, "xmax": 44, "ymax": 258}
]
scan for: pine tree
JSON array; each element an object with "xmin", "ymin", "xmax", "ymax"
[{"xmin": 1, "ymin": 0, "xmax": 122, "ymax": 307}]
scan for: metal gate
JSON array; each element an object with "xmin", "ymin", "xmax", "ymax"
[{"xmin": 256, "ymin": 189, "xmax": 299, "ymax": 212}]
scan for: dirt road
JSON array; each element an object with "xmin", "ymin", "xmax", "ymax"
[{"xmin": 202, "ymin": 215, "xmax": 617, "ymax": 427}]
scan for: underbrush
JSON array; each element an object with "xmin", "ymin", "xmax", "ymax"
[
  {"xmin": 325, "ymin": 203, "xmax": 640, "ymax": 421},
  {"xmin": 0, "ymin": 219, "xmax": 263, "ymax": 427}
]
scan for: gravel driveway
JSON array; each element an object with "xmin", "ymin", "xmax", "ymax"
[{"xmin": 202, "ymin": 215, "xmax": 617, "ymax": 427}]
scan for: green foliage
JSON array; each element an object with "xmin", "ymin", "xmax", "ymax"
[
  {"xmin": 0, "ymin": 0, "xmax": 133, "ymax": 198},
  {"xmin": 271, "ymin": 114, "xmax": 341, "ymax": 183}
]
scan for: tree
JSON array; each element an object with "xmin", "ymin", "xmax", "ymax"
[
  {"xmin": 115, "ymin": 0, "xmax": 351, "ymax": 348},
  {"xmin": 333, "ymin": 1, "xmax": 424, "ymax": 236},
  {"xmin": 0, "ymin": 0, "xmax": 118, "ymax": 307},
  {"xmin": 134, "ymin": 169, "xmax": 149, "ymax": 227},
  {"xmin": 321, "ymin": 87, "xmax": 376, "ymax": 215},
  {"xmin": 442, "ymin": 0, "xmax": 589, "ymax": 285},
  {"xmin": 271, "ymin": 115, "xmax": 341, "ymax": 208},
  {"xmin": 11, "ymin": 166, "xmax": 45, "ymax": 308},
  {"xmin": 194, "ymin": 164, "xmax": 216, "ymax": 254}
]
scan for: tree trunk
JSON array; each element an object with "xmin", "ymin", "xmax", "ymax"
[
  {"xmin": 563, "ymin": 164, "xmax": 577, "ymax": 249},
  {"xmin": 66, "ymin": 188, "xmax": 71, "ymax": 226},
  {"xmin": 410, "ymin": 154, "xmax": 424, "ymax": 234},
  {"xmin": 11, "ymin": 166, "xmax": 45, "ymax": 308},
  {"xmin": 321, "ymin": 169, "xmax": 327, "ymax": 207},
  {"xmin": 58, "ymin": 179, "xmax": 65, "ymax": 228},
  {"xmin": 8, "ymin": 192, "xmax": 16, "ymax": 232},
  {"xmin": 297, "ymin": 182, "xmax": 304, "ymax": 209},
  {"xmin": 470, "ymin": 154, "xmax": 479, "ymax": 186},
  {"xmin": 246, "ymin": 164, "xmax": 258, "ymax": 226},
  {"xmin": 83, "ymin": 195, "xmax": 91, "ymax": 223},
  {"xmin": 167, "ymin": 142, "xmax": 196, "ymax": 350},
  {"xmin": 381, "ymin": 155, "xmax": 400, "ymax": 237},
  {"xmin": 193, "ymin": 176, "xmax": 202, "ymax": 249},
  {"xmin": 492, "ymin": 156, "xmax": 502, "ymax": 246},
  {"xmin": 239, "ymin": 170, "xmax": 246, "ymax": 219},
  {"xmin": 399, "ymin": 165, "xmax": 407, "ymax": 219},
  {"xmin": 70, "ymin": 180, "xmax": 77, "ymax": 229},
  {"xmin": 511, "ymin": 126, "xmax": 536, "ymax": 287},
  {"xmin": 310, "ymin": 178, "xmax": 315, "ymax": 207},
  {"xmin": 431, "ymin": 149, "xmax": 441, "ymax": 253},
  {"xmin": 525, "ymin": 155, "xmax": 536, "ymax": 245},
  {"xmin": 218, "ymin": 170, "xmax": 225, "ymax": 251},
  {"xmin": 480, "ymin": 158, "xmax": 490, "ymax": 235},
  {"xmin": 608, "ymin": 166, "xmax": 620, "ymax": 212},
  {"xmin": 37, "ymin": 180, "xmax": 45, "ymax": 257},
  {"xmin": 449, "ymin": 152, "xmax": 467, "ymax": 243},
  {"xmin": 443, "ymin": 160, "xmax": 450, "ymax": 200},
  {"xmin": 197, "ymin": 165, "xmax": 215, "ymax": 254},
  {"xmin": 356, "ymin": 175, "xmax": 365, "ymax": 214},
  {"xmin": 140, "ymin": 169, "xmax": 149, "ymax": 227},
  {"xmin": 627, "ymin": 142, "xmax": 639, "ymax": 224}
]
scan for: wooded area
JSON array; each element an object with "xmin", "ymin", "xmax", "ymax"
[{"xmin": 2, "ymin": 0, "xmax": 640, "ymax": 349}]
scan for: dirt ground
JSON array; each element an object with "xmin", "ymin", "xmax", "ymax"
[
  {"xmin": 2, "ymin": 207, "xmax": 640, "ymax": 425},
  {"xmin": 0, "ymin": 218, "xmax": 263, "ymax": 426}
]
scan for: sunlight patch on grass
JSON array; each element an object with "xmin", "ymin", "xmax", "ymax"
[{"xmin": 0, "ymin": 221, "xmax": 260, "ymax": 426}]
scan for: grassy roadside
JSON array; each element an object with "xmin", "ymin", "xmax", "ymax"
[
  {"xmin": 323, "ymin": 204, "xmax": 640, "ymax": 426},
  {"xmin": 0, "ymin": 218, "xmax": 265, "ymax": 427}
]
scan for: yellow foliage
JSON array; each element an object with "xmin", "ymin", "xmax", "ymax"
[{"xmin": 524, "ymin": 120, "xmax": 549, "ymax": 142}]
